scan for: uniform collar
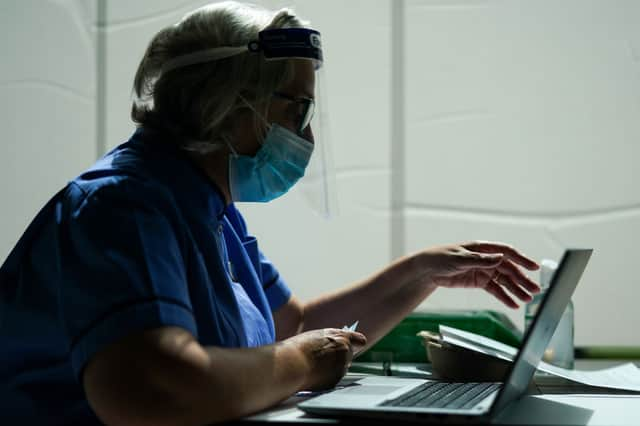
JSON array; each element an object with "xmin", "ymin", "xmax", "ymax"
[{"xmin": 131, "ymin": 127, "xmax": 227, "ymax": 222}]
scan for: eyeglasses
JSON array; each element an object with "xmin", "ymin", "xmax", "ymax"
[{"xmin": 272, "ymin": 91, "xmax": 315, "ymax": 135}]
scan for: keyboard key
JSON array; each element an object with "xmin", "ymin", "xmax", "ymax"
[{"xmin": 380, "ymin": 381, "xmax": 502, "ymax": 410}]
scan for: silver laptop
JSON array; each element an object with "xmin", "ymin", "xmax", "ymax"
[{"xmin": 299, "ymin": 248, "xmax": 592, "ymax": 423}]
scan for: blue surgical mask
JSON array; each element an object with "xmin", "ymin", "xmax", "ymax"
[{"xmin": 227, "ymin": 123, "xmax": 314, "ymax": 202}]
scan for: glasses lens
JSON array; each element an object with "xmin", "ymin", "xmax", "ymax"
[
  {"xmin": 272, "ymin": 92, "xmax": 315, "ymax": 134},
  {"xmin": 300, "ymin": 99, "xmax": 315, "ymax": 132}
]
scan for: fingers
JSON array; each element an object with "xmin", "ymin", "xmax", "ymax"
[
  {"xmin": 348, "ymin": 331, "xmax": 367, "ymax": 347},
  {"xmin": 492, "ymin": 271, "xmax": 532, "ymax": 303},
  {"xmin": 460, "ymin": 241, "xmax": 541, "ymax": 306},
  {"xmin": 463, "ymin": 241, "xmax": 539, "ymax": 271},
  {"xmin": 484, "ymin": 279, "xmax": 518, "ymax": 309},
  {"xmin": 498, "ymin": 261, "xmax": 541, "ymax": 294},
  {"xmin": 481, "ymin": 264, "xmax": 540, "ymax": 308},
  {"xmin": 322, "ymin": 330, "xmax": 365, "ymax": 381},
  {"xmin": 324, "ymin": 329, "xmax": 367, "ymax": 351},
  {"xmin": 297, "ymin": 329, "xmax": 367, "ymax": 391}
]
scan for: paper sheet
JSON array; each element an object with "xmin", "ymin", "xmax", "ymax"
[
  {"xmin": 343, "ymin": 320, "xmax": 359, "ymax": 332},
  {"xmin": 439, "ymin": 325, "xmax": 640, "ymax": 392}
]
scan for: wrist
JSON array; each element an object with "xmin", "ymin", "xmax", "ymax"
[
  {"xmin": 406, "ymin": 250, "xmax": 437, "ymax": 290},
  {"xmin": 275, "ymin": 339, "xmax": 311, "ymax": 391}
]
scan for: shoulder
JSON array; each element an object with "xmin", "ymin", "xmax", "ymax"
[
  {"xmin": 63, "ymin": 169, "xmax": 182, "ymax": 235},
  {"xmin": 67, "ymin": 135, "xmax": 174, "ymax": 210}
]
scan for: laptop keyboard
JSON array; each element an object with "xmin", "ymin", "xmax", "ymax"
[{"xmin": 379, "ymin": 381, "xmax": 501, "ymax": 410}]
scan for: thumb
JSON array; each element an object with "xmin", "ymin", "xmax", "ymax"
[
  {"xmin": 348, "ymin": 331, "xmax": 367, "ymax": 347},
  {"xmin": 462, "ymin": 252, "xmax": 504, "ymax": 269}
]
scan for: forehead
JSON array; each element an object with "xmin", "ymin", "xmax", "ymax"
[{"xmin": 278, "ymin": 59, "xmax": 315, "ymax": 98}]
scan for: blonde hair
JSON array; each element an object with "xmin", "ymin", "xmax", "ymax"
[{"xmin": 131, "ymin": 1, "xmax": 307, "ymax": 152}]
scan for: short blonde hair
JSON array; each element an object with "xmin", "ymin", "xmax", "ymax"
[{"xmin": 131, "ymin": 1, "xmax": 307, "ymax": 152}]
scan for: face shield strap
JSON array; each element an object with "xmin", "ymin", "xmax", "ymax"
[
  {"xmin": 161, "ymin": 46, "xmax": 249, "ymax": 75},
  {"xmin": 160, "ymin": 28, "xmax": 323, "ymax": 76}
]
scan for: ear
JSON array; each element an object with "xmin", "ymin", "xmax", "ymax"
[{"xmin": 227, "ymin": 108, "xmax": 263, "ymax": 155}]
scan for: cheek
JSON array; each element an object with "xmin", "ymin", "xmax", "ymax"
[
  {"xmin": 279, "ymin": 122, "xmax": 299, "ymax": 135},
  {"xmin": 267, "ymin": 106, "xmax": 299, "ymax": 134},
  {"xmin": 232, "ymin": 116, "xmax": 264, "ymax": 155},
  {"xmin": 239, "ymin": 135, "xmax": 263, "ymax": 156}
]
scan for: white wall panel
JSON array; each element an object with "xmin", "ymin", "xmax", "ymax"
[
  {"xmin": 404, "ymin": 0, "xmax": 640, "ymax": 344},
  {"xmin": 405, "ymin": 0, "xmax": 640, "ymax": 213},
  {"xmin": 551, "ymin": 214, "xmax": 640, "ymax": 345},
  {"xmin": 0, "ymin": 1, "xmax": 94, "ymax": 96},
  {"xmin": 0, "ymin": 0, "xmax": 96, "ymax": 261},
  {"xmin": 106, "ymin": 0, "xmax": 211, "ymax": 23}
]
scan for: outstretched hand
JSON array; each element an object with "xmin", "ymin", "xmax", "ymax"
[{"xmin": 421, "ymin": 241, "xmax": 541, "ymax": 308}]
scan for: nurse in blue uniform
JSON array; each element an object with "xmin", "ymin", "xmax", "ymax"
[{"xmin": 0, "ymin": 2, "xmax": 541, "ymax": 425}]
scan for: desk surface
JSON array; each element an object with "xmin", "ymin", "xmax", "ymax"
[{"xmin": 241, "ymin": 361, "xmax": 640, "ymax": 425}]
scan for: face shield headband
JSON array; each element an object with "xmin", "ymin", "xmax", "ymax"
[{"xmin": 161, "ymin": 28, "xmax": 323, "ymax": 75}]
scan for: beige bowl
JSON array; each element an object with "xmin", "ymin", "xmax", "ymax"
[{"xmin": 418, "ymin": 331, "xmax": 511, "ymax": 382}]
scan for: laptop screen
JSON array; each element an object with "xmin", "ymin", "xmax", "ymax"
[{"xmin": 490, "ymin": 248, "xmax": 592, "ymax": 415}]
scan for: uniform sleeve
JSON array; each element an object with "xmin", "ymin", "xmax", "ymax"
[
  {"xmin": 259, "ymin": 251, "xmax": 292, "ymax": 312},
  {"xmin": 59, "ymin": 182, "xmax": 197, "ymax": 380},
  {"xmin": 226, "ymin": 204, "xmax": 292, "ymax": 311}
]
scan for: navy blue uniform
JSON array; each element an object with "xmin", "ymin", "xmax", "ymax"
[{"xmin": 0, "ymin": 128, "xmax": 291, "ymax": 424}]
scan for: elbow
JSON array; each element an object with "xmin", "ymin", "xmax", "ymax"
[
  {"xmin": 82, "ymin": 326, "xmax": 245, "ymax": 425},
  {"xmin": 84, "ymin": 364, "xmax": 244, "ymax": 426},
  {"xmin": 84, "ymin": 365, "xmax": 193, "ymax": 426}
]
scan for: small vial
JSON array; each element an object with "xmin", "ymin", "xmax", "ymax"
[{"xmin": 524, "ymin": 259, "xmax": 574, "ymax": 369}]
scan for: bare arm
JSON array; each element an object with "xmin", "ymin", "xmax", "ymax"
[
  {"xmin": 284, "ymin": 253, "xmax": 434, "ymax": 350},
  {"xmin": 274, "ymin": 242, "xmax": 539, "ymax": 352},
  {"xmin": 83, "ymin": 325, "xmax": 365, "ymax": 426}
]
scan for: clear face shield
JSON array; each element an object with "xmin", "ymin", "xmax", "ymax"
[
  {"xmin": 296, "ymin": 67, "xmax": 338, "ymax": 219},
  {"xmin": 161, "ymin": 27, "xmax": 337, "ymax": 218}
]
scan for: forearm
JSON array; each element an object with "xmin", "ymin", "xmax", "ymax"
[
  {"xmin": 182, "ymin": 342, "xmax": 307, "ymax": 423},
  {"xmin": 301, "ymin": 252, "xmax": 436, "ymax": 350},
  {"xmin": 84, "ymin": 327, "xmax": 307, "ymax": 426}
]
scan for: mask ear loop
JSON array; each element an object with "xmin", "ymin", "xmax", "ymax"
[
  {"xmin": 224, "ymin": 94, "xmax": 272, "ymax": 157},
  {"xmin": 222, "ymin": 134, "xmax": 239, "ymax": 158},
  {"xmin": 237, "ymin": 94, "xmax": 272, "ymax": 143}
]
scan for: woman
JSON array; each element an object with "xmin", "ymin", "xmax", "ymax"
[{"xmin": 0, "ymin": 2, "xmax": 539, "ymax": 425}]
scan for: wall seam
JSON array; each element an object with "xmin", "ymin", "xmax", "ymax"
[
  {"xmin": 96, "ymin": 0, "xmax": 107, "ymax": 157},
  {"xmin": 391, "ymin": 0, "xmax": 405, "ymax": 261}
]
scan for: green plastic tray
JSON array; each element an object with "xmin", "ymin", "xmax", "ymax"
[{"xmin": 357, "ymin": 310, "xmax": 523, "ymax": 363}]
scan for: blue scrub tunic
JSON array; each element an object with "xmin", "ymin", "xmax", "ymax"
[{"xmin": 0, "ymin": 128, "xmax": 292, "ymax": 425}]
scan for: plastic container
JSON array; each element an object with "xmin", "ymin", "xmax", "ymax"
[
  {"xmin": 524, "ymin": 259, "xmax": 574, "ymax": 369},
  {"xmin": 356, "ymin": 310, "xmax": 522, "ymax": 363}
]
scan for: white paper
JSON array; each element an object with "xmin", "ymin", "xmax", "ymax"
[
  {"xmin": 440, "ymin": 325, "xmax": 518, "ymax": 360},
  {"xmin": 439, "ymin": 325, "xmax": 640, "ymax": 392},
  {"xmin": 343, "ymin": 320, "xmax": 359, "ymax": 332},
  {"xmin": 540, "ymin": 362, "xmax": 640, "ymax": 392}
]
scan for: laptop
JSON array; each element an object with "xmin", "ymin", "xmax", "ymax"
[{"xmin": 299, "ymin": 248, "xmax": 593, "ymax": 423}]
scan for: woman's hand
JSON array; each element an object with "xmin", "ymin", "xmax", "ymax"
[
  {"xmin": 283, "ymin": 328, "xmax": 366, "ymax": 391},
  {"xmin": 418, "ymin": 241, "xmax": 541, "ymax": 308}
]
